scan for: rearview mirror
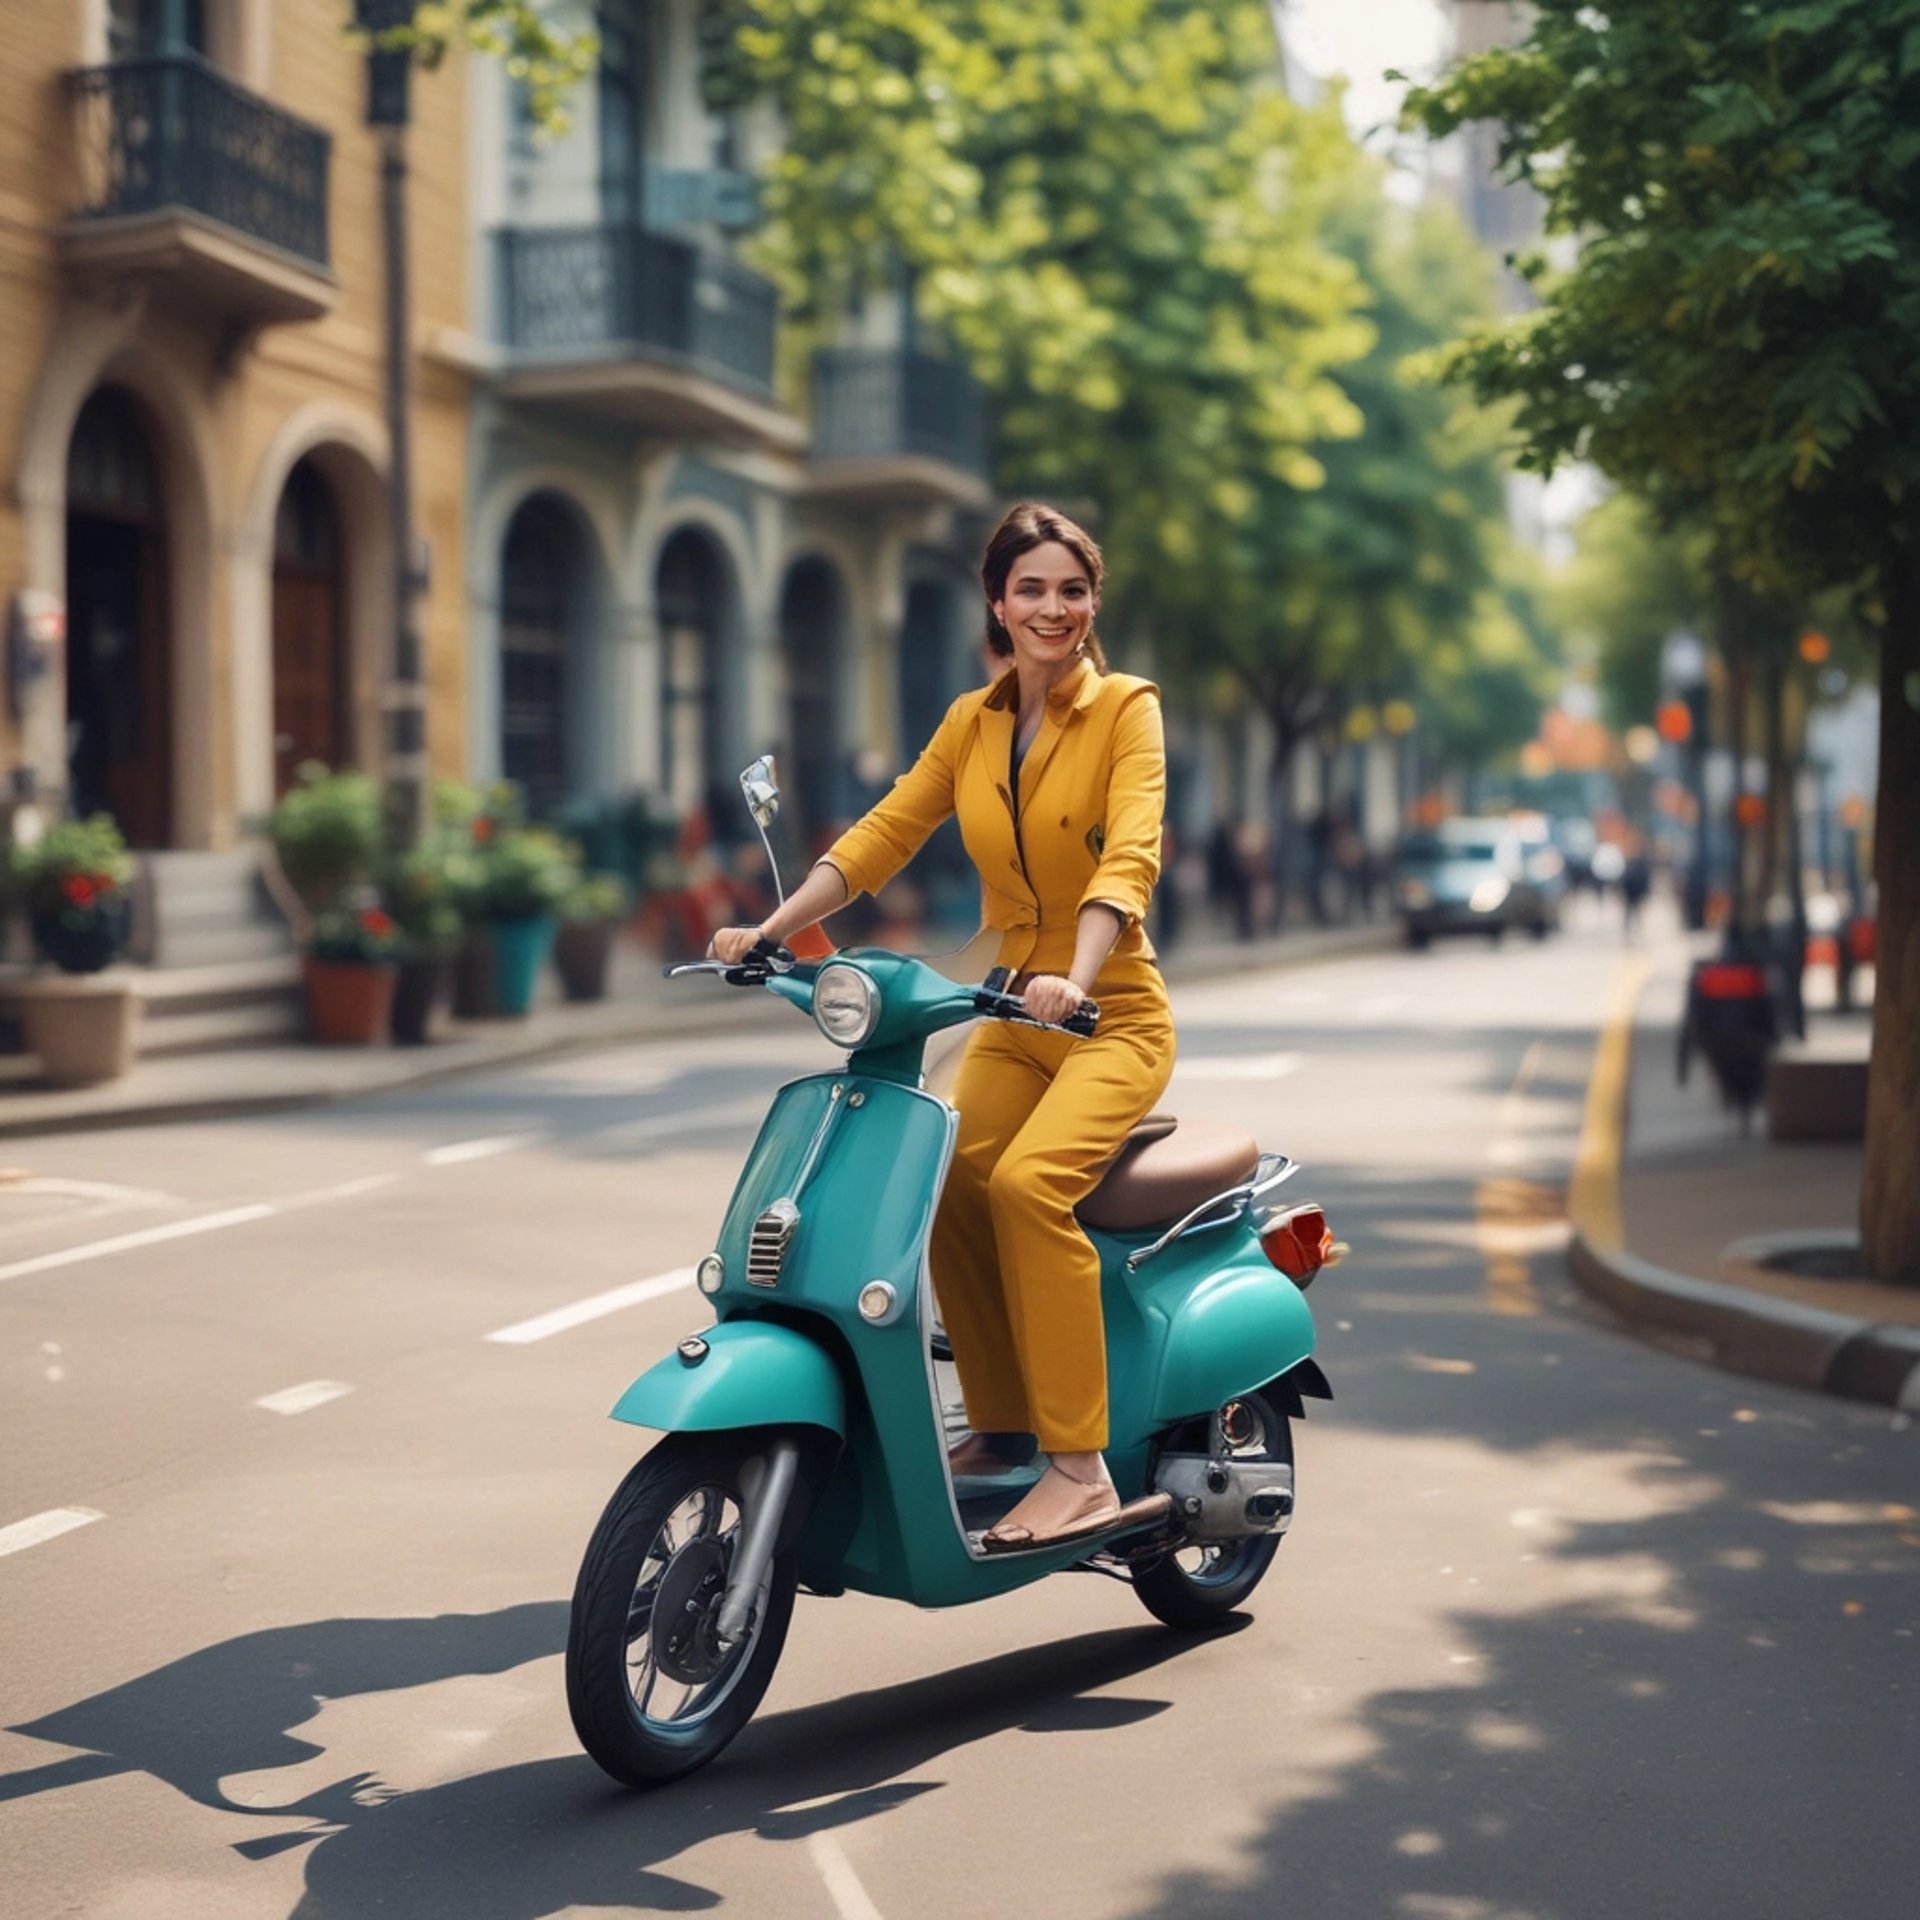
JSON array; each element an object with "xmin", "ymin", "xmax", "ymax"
[{"xmin": 739, "ymin": 756, "xmax": 780, "ymax": 831}]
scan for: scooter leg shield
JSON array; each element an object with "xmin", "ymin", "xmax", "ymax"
[{"xmin": 609, "ymin": 1319, "xmax": 846, "ymax": 1440}]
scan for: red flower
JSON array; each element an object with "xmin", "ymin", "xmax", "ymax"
[
  {"xmin": 62, "ymin": 874, "xmax": 97, "ymax": 906},
  {"xmin": 359, "ymin": 909, "xmax": 396, "ymax": 938},
  {"xmin": 471, "ymin": 818, "xmax": 495, "ymax": 844}
]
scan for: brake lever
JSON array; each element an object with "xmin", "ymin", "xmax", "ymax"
[{"xmin": 665, "ymin": 937, "xmax": 797, "ymax": 986}]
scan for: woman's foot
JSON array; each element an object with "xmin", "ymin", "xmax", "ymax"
[
  {"xmin": 981, "ymin": 1453, "xmax": 1119, "ymax": 1551},
  {"xmin": 946, "ymin": 1430, "xmax": 1037, "ymax": 1479}
]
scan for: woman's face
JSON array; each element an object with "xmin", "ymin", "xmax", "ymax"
[{"xmin": 992, "ymin": 541, "xmax": 1097, "ymax": 673}]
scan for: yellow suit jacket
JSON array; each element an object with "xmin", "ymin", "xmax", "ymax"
[{"xmin": 822, "ymin": 657, "xmax": 1164, "ymax": 977}]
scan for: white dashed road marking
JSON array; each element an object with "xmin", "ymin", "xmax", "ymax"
[
  {"xmin": 0, "ymin": 1507, "xmax": 104, "ymax": 1561},
  {"xmin": 254, "ymin": 1380, "xmax": 355, "ymax": 1416},
  {"xmin": 0, "ymin": 1174, "xmax": 400, "ymax": 1288},
  {"xmin": 809, "ymin": 1832, "xmax": 886, "ymax": 1920},
  {"xmin": 485, "ymin": 1267, "xmax": 697, "ymax": 1345},
  {"xmin": 424, "ymin": 1132, "xmax": 546, "ymax": 1167}
]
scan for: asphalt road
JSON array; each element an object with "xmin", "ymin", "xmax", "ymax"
[{"xmin": 1, "ymin": 909, "xmax": 1913, "ymax": 1920}]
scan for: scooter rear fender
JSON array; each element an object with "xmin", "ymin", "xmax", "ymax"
[{"xmin": 609, "ymin": 1318, "xmax": 846, "ymax": 1439}]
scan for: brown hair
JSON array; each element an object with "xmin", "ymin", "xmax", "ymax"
[{"xmin": 981, "ymin": 502, "xmax": 1108, "ymax": 671}]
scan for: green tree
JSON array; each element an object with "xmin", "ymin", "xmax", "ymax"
[
  {"xmin": 1558, "ymin": 495, "xmax": 1711, "ymax": 735},
  {"xmin": 1153, "ymin": 176, "xmax": 1545, "ymax": 824},
  {"xmin": 1405, "ymin": 0, "xmax": 1920, "ymax": 1282},
  {"xmin": 704, "ymin": 1, "xmax": 1373, "ymax": 614}
]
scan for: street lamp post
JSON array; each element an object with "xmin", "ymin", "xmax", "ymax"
[{"xmin": 355, "ymin": 1, "xmax": 427, "ymax": 850}]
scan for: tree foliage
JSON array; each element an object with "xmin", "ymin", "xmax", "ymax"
[
  {"xmin": 356, "ymin": 2, "xmax": 598, "ymax": 130},
  {"xmin": 705, "ymin": 1, "xmax": 1372, "ymax": 602},
  {"xmin": 1404, "ymin": 0, "xmax": 1920, "ymax": 1278}
]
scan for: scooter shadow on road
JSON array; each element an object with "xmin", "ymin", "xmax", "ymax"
[
  {"xmin": 4, "ymin": 1600, "xmax": 1240, "ymax": 1920},
  {"xmin": 288, "ymin": 1621, "xmax": 1227, "ymax": 1920}
]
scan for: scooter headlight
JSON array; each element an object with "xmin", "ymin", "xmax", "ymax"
[{"xmin": 812, "ymin": 963, "xmax": 881, "ymax": 1047}]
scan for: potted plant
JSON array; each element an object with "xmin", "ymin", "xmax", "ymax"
[
  {"xmin": 6, "ymin": 816, "xmax": 140, "ymax": 1084},
  {"xmin": 481, "ymin": 824, "xmax": 578, "ymax": 1016},
  {"xmin": 380, "ymin": 835, "xmax": 476, "ymax": 1045},
  {"xmin": 12, "ymin": 815, "xmax": 134, "ymax": 972},
  {"xmin": 553, "ymin": 872, "xmax": 631, "ymax": 1003},
  {"xmin": 268, "ymin": 763, "xmax": 384, "ymax": 913},
  {"xmin": 303, "ymin": 896, "xmax": 402, "ymax": 1045},
  {"xmin": 268, "ymin": 766, "xmax": 390, "ymax": 1042}
]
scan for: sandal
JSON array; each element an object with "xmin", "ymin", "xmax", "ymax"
[{"xmin": 980, "ymin": 1462, "xmax": 1168, "ymax": 1555}]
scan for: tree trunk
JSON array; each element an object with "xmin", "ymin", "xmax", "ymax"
[{"xmin": 1860, "ymin": 552, "xmax": 1920, "ymax": 1285}]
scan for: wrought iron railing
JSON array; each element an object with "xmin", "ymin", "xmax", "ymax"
[
  {"xmin": 495, "ymin": 225, "xmax": 779, "ymax": 397},
  {"xmin": 812, "ymin": 346, "xmax": 990, "ymax": 475},
  {"xmin": 67, "ymin": 54, "xmax": 331, "ymax": 273}
]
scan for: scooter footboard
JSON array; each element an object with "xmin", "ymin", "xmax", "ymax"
[
  {"xmin": 609, "ymin": 1318, "xmax": 846, "ymax": 1439},
  {"xmin": 1144, "ymin": 1253, "xmax": 1317, "ymax": 1426}
]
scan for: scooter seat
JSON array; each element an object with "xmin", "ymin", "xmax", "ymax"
[{"xmin": 1076, "ymin": 1114, "xmax": 1261, "ymax": 1234}]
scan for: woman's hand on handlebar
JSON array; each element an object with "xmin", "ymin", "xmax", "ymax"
[
  {"xmin": 1020, "ymin": 974, "xmax": 1087, "ymax": 1027},
  {"xmin": 709, "ymin": 925, "xmax": 766, "ymax": 966}
]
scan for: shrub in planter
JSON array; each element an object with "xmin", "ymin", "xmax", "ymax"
[
  {"xmin": 10, "ymin": 815, "xmax": 135, "ymax": 973},
  {"xmin": 270, "ymin": 764, "xmax": 385, "ymax": 913},
  {"xmin": 304, "ymin": 899, "xmax": 401, "ymax": 1045},
  {"xmin": 481, "ymin": 827, "xmax": 577, "ymax": 1016},
  {"xmin": 553, "ymin": 872, "xmax": 630, "ymax": 1003}
]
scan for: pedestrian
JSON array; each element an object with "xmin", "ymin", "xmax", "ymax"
[
  {"xmin": 1622, "ymin": 843, "xmax": 1652, "ymax": 937},
  {"xmin": 712, "ymin": 502, "xmax": 1175, "ymax": 1551}
]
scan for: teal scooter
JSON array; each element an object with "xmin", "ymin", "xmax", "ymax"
[{"xmin": 565, "ymin": 760, "xmax": 1337, "ymax": 1786}]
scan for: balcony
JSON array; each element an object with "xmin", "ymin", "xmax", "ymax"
[
  {"xmin": 493, "ymin": 225, "xmax": 802, "ymax": 451},
  {"xmin": 63, "ymin": 55, "xmax": 336, "ymax": 327},
  {"xmin": 808, "ymin": 346, "xmax": 992, "ymax": 508}
]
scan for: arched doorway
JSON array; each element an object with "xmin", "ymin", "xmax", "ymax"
[
  {"xmin": 655, "ymin": 528, "xmax": 737, "ymax": 828},
  {"xmin": 65, "ymin": 385, "xmax": 172, "ymax": 846},
  {"xmin": 779, "ymin": 555, "xmax": 849, "ymax": 850},
  {"xmin": 499, "ymin": 493, "xmax": 586, "ymax": 809},
  {"xmin": 270, "ymin": 457, "xmax": 349, "ymax": 791}
]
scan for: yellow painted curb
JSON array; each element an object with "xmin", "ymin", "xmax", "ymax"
[{"xmin": 1568, "ymin": 955, "xmax": 1653, "ymax": 1255}]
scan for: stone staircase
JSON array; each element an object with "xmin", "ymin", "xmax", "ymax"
[{"xmin": 127, "ymin": 850, "xmax": 304, "ymax": 1054}]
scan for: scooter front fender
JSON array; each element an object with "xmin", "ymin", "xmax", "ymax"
[{"xmin": 609, "ymin": 1319, "xmax": 846, "ymax": 1440}]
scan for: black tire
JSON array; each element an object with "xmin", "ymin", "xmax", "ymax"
[
  {"xmin": 566, "ymin": 1432, "xmax": 798, "ymax": 1787},
  {"xmin": 1531, "ymin": 919, "xmax": 1551, "ymax": 941},
  {"xmin": 1134, "ymin": 1391, "xmax": 1292, "ymax": 1630},
  {"xmin": 1404, "ymin": 926, "xmax": 1431, "ymax": 951}
]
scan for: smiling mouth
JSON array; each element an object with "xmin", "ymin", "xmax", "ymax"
[{"xmin": 1031, "ymin": 627, "xmax": 1074, "ymax": 639}]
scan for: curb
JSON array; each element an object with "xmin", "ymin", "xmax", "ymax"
[
  {"xmin": 1565, "ymin": 957, "xmax": 1920, "ymax": 1413},
  {"xmin": 0, "ymin": 923, "xmax": 1398, "ymax": 1140}
]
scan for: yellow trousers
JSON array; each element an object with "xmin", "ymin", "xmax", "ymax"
[{"xmin": 931, "ymin": 962, "xmax": 1175, "ymax": 1453}]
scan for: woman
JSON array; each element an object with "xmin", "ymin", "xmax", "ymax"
[{"xmin": 712, "ymin": 503, "xmax": 1175, "ymax": 1551}]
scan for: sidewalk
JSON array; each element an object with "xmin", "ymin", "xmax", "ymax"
[
  {"xmin": 0, "ymin": 918, "xmax": 1394, "ymax": 1139},
  {"xmin": 1567, "ymin": 932, "xmax": 1920, "ymax": 1412}
]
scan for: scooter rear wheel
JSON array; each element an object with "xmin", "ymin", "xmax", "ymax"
[
  {"xmin": 1133, "ymin": 1391, "xmax": 1292, "ymax": 1630},
  {"xmin": 566, "ymin": 1432, "xmax": 798, "ymax": 1787}
]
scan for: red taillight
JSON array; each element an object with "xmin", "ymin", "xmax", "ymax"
[{"xmin": 1260, "ymin": 1203, "xmax": 1346, "ymax": 1286}]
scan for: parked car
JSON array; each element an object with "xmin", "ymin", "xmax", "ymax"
[
  {"xmin": 1393, "ymin": 819, "xmax": 1553, "ymax": 948},
  {"xmin": 1547, "ymin": 815, "xmax": 1599, "ymax": 892}
]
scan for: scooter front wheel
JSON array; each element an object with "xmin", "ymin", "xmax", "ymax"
[
  {"xmin": 1133, "ymin": 1390, "xmax": 1292, "ymax": 1630},
  {"xmin": 566, "ymin": 1432, "xmax": 798, "ymax": 1787}
]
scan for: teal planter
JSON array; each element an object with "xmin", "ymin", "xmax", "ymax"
[{"xmin": 489, "ymin": 914, "xmax": 556, "ymax": 1015}]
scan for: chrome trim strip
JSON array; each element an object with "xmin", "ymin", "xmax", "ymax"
[{"xmin": 789, "ymin": 1082, "xmax": 846, "ymax": 1201}]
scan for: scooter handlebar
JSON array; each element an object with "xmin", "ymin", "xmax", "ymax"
[
  {"xmin": 974, "ymin": 968, "xmax": 1100, "ymax": 1038},
  {"xmin": 665, "ymin": 937, "xmax": 797, "ymax": 986}
]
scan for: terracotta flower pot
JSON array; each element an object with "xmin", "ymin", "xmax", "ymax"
[
  {"xmin": 303, "ymin": 955, "xmax": 397, "ymax": 1046},
  {"xmin": 15, "ymin": 972, "xmax": 140, "ymax": 1086},
  {"xmin": 553, "ymin": 918, "xmax": 617, "ymax": 1002}
]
